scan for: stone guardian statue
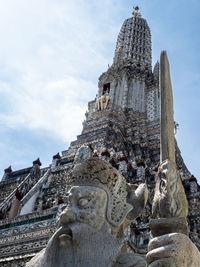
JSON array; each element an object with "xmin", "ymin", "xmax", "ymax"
[{"xmin": 26, "ymin": 157, "xmax": 148, "ymax": 267}]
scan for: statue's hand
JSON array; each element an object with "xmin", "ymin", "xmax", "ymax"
[{"xmin": 146, "ymin": 233, "xmax": 200, "ymax": 267}]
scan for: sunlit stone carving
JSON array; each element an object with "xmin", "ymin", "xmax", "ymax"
[{"xmin": 26, "ymin": 158, "xmax": 148, "ymax": 267}]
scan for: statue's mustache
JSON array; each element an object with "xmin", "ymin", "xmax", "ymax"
[
  {"xmin": 59, "ymin": 208, "xmax": 76, "ymax": 226},
  {"xmin": 57, "ymin": 225, "xmax": 73, "ymax": 238}
]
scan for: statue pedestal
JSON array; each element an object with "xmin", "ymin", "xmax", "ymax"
[{"xmin": 150, "ymin": 217, "xmax": 189, "ymax": 238}]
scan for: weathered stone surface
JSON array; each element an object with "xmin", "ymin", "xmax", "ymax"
[
  {"xmin": 147, "ymin": 233, "xmax": 200, "ymax": 267},
  {"xmin": 74, "ymin": 145, "xmax": 92, "ymax": 164},
  {"xmin": 26, "ymin": 159, "xmax": 147, "ymax": 267},
  {"xmin": 26, "ymin": 158, "xmax": 200, "ymax": 267},
  {"xmin": 8, "ymin": 199, "xmax": 20, "ymax": 218},
  {"xmin": 148, "ymin": 50, "xmax": 200, "ymax": 266},
  {"xmin": 150, "ymin": 217, "xmax": 189, "ymax": 238},
  {"xmin": 151, "ymin": 51, "xmax": 189, "ymax": 237},
  {"xmin": 160, "ymin": 51, "xmax": 175, "ymax": 163},
  {"xmin": 152, "ymin": 159, "xmax": 188, "ymax": 221}
]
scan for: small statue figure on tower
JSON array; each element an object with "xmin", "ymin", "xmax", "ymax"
[{"xmin": 133, "ymin": 6, "xmax": 139, "ymax": 17}]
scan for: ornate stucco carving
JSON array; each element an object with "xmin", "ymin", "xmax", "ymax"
[
  {"xmin": 95, "ymin": 93, "xmax": 110, "ymax": 111},
  {"xmin": 68, "ymin": 158, "xmax": 133, "ymax": 227}
]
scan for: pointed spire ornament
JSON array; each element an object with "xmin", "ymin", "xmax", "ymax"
[{"xmin": 132, "ymin": 6, "xmax": 139, "ymax": 17}]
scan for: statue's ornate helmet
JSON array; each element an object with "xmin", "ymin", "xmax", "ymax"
[{"xmin": 67, "ymin": 158, "xmax": 133, "ymax": 227}]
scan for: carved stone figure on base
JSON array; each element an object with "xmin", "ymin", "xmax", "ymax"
[{"xmin": 26, "ymin": 158, "xmax": 148, "ymax": 267}]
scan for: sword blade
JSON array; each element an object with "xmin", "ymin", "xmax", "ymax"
[{"xmin": 160, "ymin": 51, "xmax": 176, "ymax": 164}]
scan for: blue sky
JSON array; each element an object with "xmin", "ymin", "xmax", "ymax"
[{"xmin": 0, "ymin": 0, "xmax": 199, "ymax": 182}]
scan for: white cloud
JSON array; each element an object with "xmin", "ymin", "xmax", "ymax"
[
  {"xmin": 0, "ymin": 0, "xmax": 117, "ymax": 80},
  {"xmin": 0, "ymin": 75, "xmax": 96, "ymax": 142},
  {"xmin": 0, "ymin": 0, "xmax": 114, "ymax": 143}
]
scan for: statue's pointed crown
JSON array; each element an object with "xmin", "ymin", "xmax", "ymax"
[{"xmin": 68, "ymin": 158, "xmax": 132, "ymax": 226}]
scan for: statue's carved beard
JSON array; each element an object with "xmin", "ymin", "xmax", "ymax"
[{"xmin": 52, "ymin": 222, "xmax": 123, "ymax": 267}]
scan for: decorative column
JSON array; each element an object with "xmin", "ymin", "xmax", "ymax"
[{"xmin": 8, "ymin": 189, "xmax": 22, "ymax": 218}]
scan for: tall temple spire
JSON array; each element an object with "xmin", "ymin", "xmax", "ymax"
[
  {"xmin": 66, "ymin": 10, "xmax": 161, "ymax": 163},
  {"xmin": 96, "ymin": 8, "xmax": 158, "ymax": 118},
  {"xmin": 113, "ymin": 8, "xmax": 152, "ymax": 69}
]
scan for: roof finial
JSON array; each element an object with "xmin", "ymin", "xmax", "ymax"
[{"xmin": 133, "ymin": 6, "xmax": 139, "ymax": 17}]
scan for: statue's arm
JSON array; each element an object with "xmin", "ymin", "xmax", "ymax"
[{"xmin": 146, "ymin": 233, "xmax": 200, "ymax": 267}]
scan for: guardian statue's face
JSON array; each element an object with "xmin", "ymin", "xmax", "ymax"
[{"xmin": 60, "ymin": 186, "xmax": 108, "ymax": 229}]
